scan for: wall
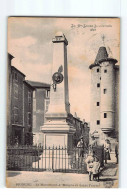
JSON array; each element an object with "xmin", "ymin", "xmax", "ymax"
[
  {"xmin": 100, "ymin": 61, "xmax": 115, "ymax": 132},
  {"xmin": 115, "ymin": 67, "xmax": 120, "ymax": 139},
  {"xmin": 7, "ymin": 63, "xmax": 34, "ymax": 145},
  {"xmin": 90, "ymin": 65, "xmax": 101, "ymax": 134},
  {"xmin": 10, "ymin": 68, "xmax": 25, "ymax": 145},
  {"xmin": 33, "ymin": 88, "xmax": 50, "ymax": 133},
  {"xmin": 24, "ymin": 82, "xmax": 33, "ymax": 145}
]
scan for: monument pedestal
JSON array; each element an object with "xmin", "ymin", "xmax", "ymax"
[{"xmin": 41, "ymin": 113, "xmax": 75, "ymax": 150}]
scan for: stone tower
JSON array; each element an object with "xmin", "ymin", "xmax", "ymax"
[
  {"xmin": 41, "ymin": 32, "xmax": 76, "ymax": 149},
  {"xmin": 89, "ymin": 46, "xmax": 119, "ymax": 147}
]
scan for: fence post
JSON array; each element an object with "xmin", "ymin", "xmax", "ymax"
[
  {"xmin": 52, "ymin": 145, "xmax": 54, "ymax": 171},
  {"xmin": 59, "ymin": 145, "xmax": 60, "ymax": 171},
  {"xmin": 65, "ymin": 146, "xmax": 66, "ymax": 172},
  {"xmin": 55, "ymin": 146, "xmax": 57, "ymax": 170},
  {"xmin": 62, "ymin": 146, "xmax": 63, "ymax": 171},
  {"xmin": 49, "ymin": 146, "xmax": 51, "ymax": 170},
  {"xmin": 38, "ymin": 146, "xmax": 39, "ymax": 172}
]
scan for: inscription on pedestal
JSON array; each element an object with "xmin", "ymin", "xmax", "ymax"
[{"xmin": 45, "ymin": 134, "xmax": 66, "ymax": 148}]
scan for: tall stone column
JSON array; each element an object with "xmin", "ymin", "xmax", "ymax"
[{"xmin": 41, "ymin": 32, "xmax": 75, "ymax": 150}]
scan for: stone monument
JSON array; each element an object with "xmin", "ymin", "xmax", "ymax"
[{"xmin": 41, "ymin": 32, "xmax": 76, "ymax": 150}]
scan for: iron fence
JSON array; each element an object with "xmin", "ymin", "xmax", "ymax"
[{"xmin": 7, "ymin": 146, "xmax": 88, "ymax": 173}]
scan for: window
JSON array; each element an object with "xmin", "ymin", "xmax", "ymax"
[
  {"xmin": 97, "ymin": 102, "xmax": 100, "ymax": 106},
  {"xmin": 103, "ymin": 89, "xmax": 107, "ymax": 94},
  {"xmin": 27, "ymin": 112, "xmax": 31, "ymax": 126},
  {"xmin": 97, "ymin": 120, "xmax": 100, "ymax": 125},
  {"xmin": 33, "ymin": 99, "xmax": 36, "ymax": 111},
  {"xmin": 97, "ymin": 68, "xmax": 99, "ymax": 72},
  {"xmin": 97, "ymin": 83, "xmax": 100, "ymax": 88},
  {"xmin": 33, "ymin": 91, "xmax": 35, "ymax": 98},
  {"xmin": 46, "ymin": 90, "xmax": 50, "ymax": 98},
  {"xmin": 14, "ymin": 107, "xmax": 18, "ymax": 123},
  {"xmin": 33, "ymin": 115, "xmax": 36, "ymax": 128},
  {"xmin": 100, "ymin": 77, "xmax": 101, "ymax": 80},
  {"xmin": 28, "ymin": 103, "xmax": 31, "ymax": 110},
  {"xmin": 45, "ymin": 99, "xmax": 50, "ymax": 112},
  {"xmin": 14, "ymin": 72, "xmax": 18, "ymax": 81},
  {"xmin": 28, "ymin": 91, "xmax": 31, "ymax": 103},
  {"xmin": 104, "ymin": 69, "xmax": 107, "ymax": 73},
  {"xmin": 104, "ymin": 113, "xmax": 107, "ymax": 118},
  {"xmin": 14, "ymin": 83, "xmax": 18, "ymax": 99}
]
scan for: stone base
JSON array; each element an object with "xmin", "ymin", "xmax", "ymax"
[
  {"xmin": 44, "ymin": 133, "xmax": 67, "ymax": 148},
  {"xmin": 41, "ymin": 118, "xmax": 76, "ymax": 151},
  {"xmin": 42, "ymin": 132, "xmax": 74, "ymax": 151}
]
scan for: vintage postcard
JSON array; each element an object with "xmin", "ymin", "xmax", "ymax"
[{"xmin": 6, "ymin": 17, "xmax": 120, "ymax": 188}]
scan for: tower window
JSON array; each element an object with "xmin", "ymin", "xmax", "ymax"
[
  {"xmin": 97, "ymin": 83, "xmax": 100, "ymax": 88},
  {"xmin": 104, "ymin": 69, "xmax": 107, "ymax": 73},
  {"xmin": 103, "ymin": 89, "xmax": 107, "ymax": 94},
  {"xmin": 97, "ymin": 68, "xmax": 99, "ymax": 72},
  {"xmin": 104, "ymin": 113, "xmax": 107, "ymax": 118},
  {"xmin": 97, "ymin": 102, "xmax": 100, "ymax": 106},
  {"xmin": 97, "ymin": 120, "xmax": 100, "ymax": 125}
]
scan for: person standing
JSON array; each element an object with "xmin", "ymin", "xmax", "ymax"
[
  {"xmin": 115, "ymin": 141, "xmax": 119, "ymax": 164},
  {"xmin": 104, "ymin": 139, "xmax": 111, "ymax": 164},
  {"xmin": 77, "ymin": 137, "xmax": 84, "ymax": 157}
]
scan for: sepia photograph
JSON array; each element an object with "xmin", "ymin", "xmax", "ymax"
[{"xmin": 6, "ymin": 17, "xmax": 120, "ymax": 188}]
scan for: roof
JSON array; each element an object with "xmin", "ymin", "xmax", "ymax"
[
  {"xmin": 23, "ymin": 81, "xmax": 35, "ymax": 90},
  {"xmin": 11, "ymin": 66, "xmax": 26, "ymax": 77},
  {"xmin": 94, "ymin": 47, "xmax": 108, "ymax": 64},
  {"xmin": 95, "ymin": 46, "xmax": 117, "ymax": 64},
  {"xmin": 8, "ymin": 53, "xmax": 14, "ymax": 60},
  {"xmin": 89, "ymin": 63, "xmax": 99, "ymax": 69},
  {"xmin": 26, "ymin": 80, "xmax": 50, "ymax": 88},
  {"xmin": 89, "ymin": 46, "xmax": 118, "ymax": 69}
]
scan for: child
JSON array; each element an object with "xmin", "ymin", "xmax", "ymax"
[
  {"xmin": 93, "ymin": 157, "xmax": 100, "ymax": 181},
  {"xmin": 85, "ymin": 152, "xmax": 94, "ymax": 181}
]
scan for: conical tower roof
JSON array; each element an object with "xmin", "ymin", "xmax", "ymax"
[
  {"xmin": 94, "ymin": 47, "xmax": 108, "ymax": 64},
  {"xmin": 89, "ymin": 46, "xmax": 117, "ymax": 69}
]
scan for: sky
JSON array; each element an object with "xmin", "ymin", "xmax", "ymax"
[{"xmin": 8, "ymin": 17, "xmax": 120, "ymax": 122}]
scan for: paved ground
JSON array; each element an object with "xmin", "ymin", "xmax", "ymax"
[
  {"xmin": 6, "ymin": 161, "xmax": 118, "ymax": 188},
  {"xmin": 6, "ymin": 152, "xmax": 118, "ymax": 188}
]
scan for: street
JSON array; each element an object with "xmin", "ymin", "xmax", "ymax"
[{"xmin": 6, "ymin": 159, "xmax": 118, "ymax": 188}]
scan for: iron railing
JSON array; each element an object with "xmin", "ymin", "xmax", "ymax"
[{"xmin": 7, "ymin": 146, "xmax": 88, "ymax": 173}]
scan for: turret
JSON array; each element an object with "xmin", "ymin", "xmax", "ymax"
[
  {"xmin": 98, "ymin": 47, "xmax": 117, "ymax": 133},
  {"xmin": 89, "ymin": 54, "xmax": 101, "ymax": 135},
  {"xmin": 89, "ymin": 46, "xmax": 118, "ymax": 139}
]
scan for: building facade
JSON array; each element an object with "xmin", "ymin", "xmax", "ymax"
[
  {"xmin": 26, "ymin": 81, "xmax": 50, "ymax": 146},
  {"xmin": 67, "ymin": 113, "xmax": 89, "ymax": 148},
  {"xmin": 89, "ymin": 47, "xmax": 119, "ymax": 150},
  {"xmin": 7, "ymin": 53, "xmax": 34, "ymax": 146},
  {"xmin": 24, "ymin": 81, "xmax": 34, "ymax": 145}
]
